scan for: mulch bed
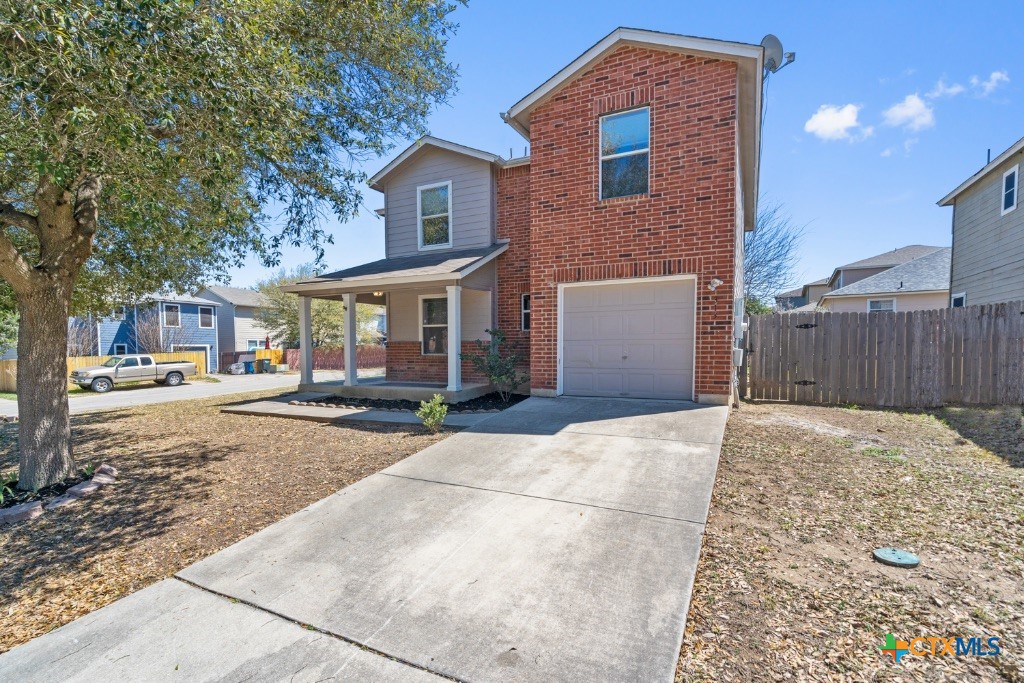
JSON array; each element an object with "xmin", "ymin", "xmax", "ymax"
[
  {"xmin": 1, "ymin": 473, "xmax": 89, "ymax": 510},
  {"xmin": 321, "ymin": 391, "xmax": 529, "ymax": 413},
  {"xmin": 677, "ymin": 402, "xmax": 1024, "ymax": 682},
  {"xmin": 0, "ymin": 388, "xmax": 452, "ymax": 653}
]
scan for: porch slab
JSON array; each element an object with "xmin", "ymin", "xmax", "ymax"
[{"xmin": 297, "ymin": 377, "xmax": 492, "ymax": 404}]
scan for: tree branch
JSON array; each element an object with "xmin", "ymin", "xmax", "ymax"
[
  {"xmin": 0, "ymin": 227, "xmax": 37, "ymax": 294},
  {"xmin": 0, "ymin": 203, "xmax": 39, "ymax": 233}
]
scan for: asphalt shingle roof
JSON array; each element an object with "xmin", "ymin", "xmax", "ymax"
[
  {"xmin": 835, "ymin": 245, "xmax": 945, "ymax": 272},
  {"xmin": 201, "ymin": 285, "xmax": 269, "ymax": 308},
  {"xmin": 823, "ymin": 247, "xmax": 951, "ymax": 298},
  {"xmin": 305, "ymin": 244, "xmax": 506, "ymax": 284}
]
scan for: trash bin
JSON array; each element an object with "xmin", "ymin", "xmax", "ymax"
[
  {"xmin": 243, "ymin": 361, "xmax": 255, "ymax": 374},
  {"xmin": 258, "ymin": 359, "xmax": 271, "ymax": 373}
]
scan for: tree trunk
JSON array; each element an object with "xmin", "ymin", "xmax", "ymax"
[{"xmin": 16, "ymin": 283, "xmax": 75, "ymax": 491}]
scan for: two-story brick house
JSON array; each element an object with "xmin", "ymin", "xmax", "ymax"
[{"xmin": 283, "ymin": 28, "xmax": 764, "ymax": 405}]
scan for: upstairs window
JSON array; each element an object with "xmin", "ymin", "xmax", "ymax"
[
  {"xmin": 112, "ymin": 306, "xmax": 126, "ymax": 321},
  {"xmin": 521, "ymin": 294, "xmax": 531, "ymax": 331},
  {"xmin": 868, "ymin": 299, "xmax": 894, "ymax": 312},
  {"xmin": 417, "ymin": 181, "xmax": 452, "ymax": 250},
  {"xmin": 1002, "ymin": 165, "xmax": 1018, "ymax": 216},
  {"xmin": 420, "ymin": 297, "xmax": 448, "ymax": 355},
  {"xmin": 162, "ymin": 304, "xmax": 180, "ymax": 327},
  {"xmin": 199, "ymin": 306, "xmax": 215, "ymax": 329},
  {"xmin": 600, "ymin": 107, "xmax": 650, "ymax": 200}
]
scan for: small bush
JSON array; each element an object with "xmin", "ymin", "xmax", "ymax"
[
  {"xmin": 0, "ymin": 469, "xmax": 17, "ymax": 505},
  {"xmin": 461, "ymin": 329, "xmax": 529, "ymax": 402},
  {"xmin": 416, "ymin": 394, "xmax": 448, "ymax": 433}
]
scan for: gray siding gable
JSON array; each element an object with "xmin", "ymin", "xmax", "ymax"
[
  {"xmin": 381, "ymin": 147, "xmax": 495, "ymax": 258},
  {"xmin": 950, "ymin": 154, "xmax": 1024, "ymax": 305}
]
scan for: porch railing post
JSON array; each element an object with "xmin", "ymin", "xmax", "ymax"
[
  {"xmin": 446, "ymin": 284, "xmax": 462, "ymax": 392},
  {"xmin": 298, "ymin": 295, "xmax": 313, "ymax": 386},
  {"xmin": 343, "ymin": 292, "xmax": 358, "ymax": 387}
]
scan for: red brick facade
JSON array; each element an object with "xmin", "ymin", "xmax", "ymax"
[
  {"xmin": 495, "ymin": 163, "xmax": 532, "ymax": 372},
  {"xmin": 526, "ymin": 45, "xmax": 739, "ymax": 400},
  {"xmin": 386, "ymin": 341, "xmax": 488, "ymax": 384}
]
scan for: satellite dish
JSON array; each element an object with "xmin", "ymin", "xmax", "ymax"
[{"xmin": 761, "ymin": 34, "xmax": 784, "ymax": 73}]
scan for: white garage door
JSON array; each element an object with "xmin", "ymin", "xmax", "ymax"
[{"xmin": 561, "ymin": 278, "xmax": 695, "ymax": 400}]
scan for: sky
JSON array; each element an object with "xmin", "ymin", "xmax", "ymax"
[{"xmin": 226, "ymin": 1, "xmax": 1024, "ymax": 292}]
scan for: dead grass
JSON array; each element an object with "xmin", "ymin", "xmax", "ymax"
[
  {"xmin": 677, "ymin": 402, "xmax": 1024, "ymax": 682},
  {"xmin": 0, "ymin": 389, "xmax": 451, "ymax": 653}
]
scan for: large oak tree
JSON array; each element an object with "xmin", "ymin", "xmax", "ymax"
[{"xmin": 0, "ymin": 0, "xmax": 463, "ymax": 490}]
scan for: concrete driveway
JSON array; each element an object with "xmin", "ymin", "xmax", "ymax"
[
  {"xmin": 0, "ymin": 397, "xmax": 728, "ymax": 681},
  {"xmin": 0, "ymin": 370, "xmax": 353, "ymax": 418}
]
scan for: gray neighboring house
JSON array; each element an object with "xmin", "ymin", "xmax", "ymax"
[
  {"xmin": 774, "ymin": 277, "xmax": 829, "ymax": 310},
  {"xmin": 817, "ymin": 247, "xmax": 951, "ymax": 313},
  {"xmin": 940, "ymin": 135, "xmax": 1024, "ymax": 307},
  {"xmin": 196, "ymin": 285, "xmax": 277, "ymax": 352}
]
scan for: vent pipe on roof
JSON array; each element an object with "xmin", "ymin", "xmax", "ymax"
[{"xmin": 988, "ymin": 148, "xmax": 992, "ymax": 164}]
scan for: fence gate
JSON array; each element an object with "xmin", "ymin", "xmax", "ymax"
[{"xmin": 745, "ymin": 303, "xmax": 1024, "ymax": 408}]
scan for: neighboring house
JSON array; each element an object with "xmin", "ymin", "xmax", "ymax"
[
  {"xmin": 283, "ymin": 27, "xmax": 764, "ymax": 404},
  {"xmin": 940, "ymin": 136, "xmax": 1024, "ymax": 307},
  {"xmin": 775, "ymin": 277, "xmax": 829, "ymax": 310},
  {"xmin": 89, "ymin": 294, "xmax": 220, "ymax": 372},
  {"xmin": 196, "ymin": 285, "xmax": 277, "ymax": 352},
  {"xmin": 817, "ymin": 247, "xmax": 951, "ymax": 312},
  {"xmin": 779, "ymin": 245, "xmax": 947, "ymax": 312}
]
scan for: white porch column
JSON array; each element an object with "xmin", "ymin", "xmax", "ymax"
[
  {"xmin": 446, "ymin": 284, "xmax": 462, "ymax": 392},
  {"xmin": 343, "ymin": 292, "xmax": 358, "ymax": 387},
  {"xmin": 298, "ymin": 296, "xmax": 313, "ymax": 386}
]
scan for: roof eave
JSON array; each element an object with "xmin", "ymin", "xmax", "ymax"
[
  {"xmin": 367, "ymin": 136, "xmax": 503, "ymax": 191},
  {"xmin": 938, "ymin": 135, "xmax": 1024, "ymax": 206},
  {"xmin": 820, "ymin": 288, "xmax": 949, "ymax": 300}
]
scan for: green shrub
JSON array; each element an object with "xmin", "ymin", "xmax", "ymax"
[
  {"xmin": 416, "ymin": 394, "xmax": 448, "ymax": 433},
  {"xmin": 462, "ymin": 329, "xmax": 530, "ymax": 402},
  {"xmin": 0, "ymin": 469, "xmax": 17, "ymax": 505}
]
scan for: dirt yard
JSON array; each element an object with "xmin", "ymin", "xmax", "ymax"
[
  {"xmin": 0, "ymin": 390, "xmax": 450, "ymax": 653},
  {"xmin": 677, "ymin": 402, "xmax": 1024, "ymax": 682}
]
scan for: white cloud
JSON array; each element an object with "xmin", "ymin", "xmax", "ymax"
[
  {"xmin": 970, "ymin": 70, "xmax": 1009, "ymax": 96},
  {"xmin": 927, "ymin": 79, "xmax": 965, "ymax": 98},
  {"xmin": 883, "ymin": 94, "xmax": 935, "ymax": 131},
  {"xmin": 880, "ymin": 148, "xmax": 893, "ymax": 158},
  {"xmin": 803, "ymin": 104, "xmax": 872, "ymax": 141},
  {"xmin": 904, "ymin": 138, "xmax": 919, "ymax": 154}
]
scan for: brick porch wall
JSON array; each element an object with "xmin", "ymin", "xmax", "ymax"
[
  {"xmin": 495, "ymin": 163, "xmax": 531, "ymax": 372},
  {"xmin": 385, "ymin": 341, "xmax": 489, "ymax": 384},
  {"xmin": 527, "ymin": 45, "xmax": 739, "ymax": 400}
]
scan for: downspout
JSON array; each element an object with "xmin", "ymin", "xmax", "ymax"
[
  {"xmin": 133, "ymin": 304, "xmax": 139, "ymax": 353},
  {"xmin": 95, "ymin": 317, "xmax": 101, "ymax": 356}
]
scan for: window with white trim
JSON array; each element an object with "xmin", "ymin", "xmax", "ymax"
[
  {"xmin": 521, "ymin": 294, "xmax": 531, "ymax": 331},
  {"xmin": 113, "ymin": 343, "xmax": 127, "ymax": 355},
  {"xmin": 112, "ymin": 306, "xmax": 126, "ymax": 321},
  {"xmin": 198, "ymin": 306, "xmax": 215, "ymax": 329},
  {"xmin": 1002, "ymin": 165, "xmax": 1018, "ymax": 216},
  {"xmin": 162, "ymin": 303, "xmax": 180, "ymax": 327},
  {"xmin": 951, "ymin": 293, "xmax": 966, "ymax": 308},
  {"xmin": 247, "ymin": 339, "xmax": 261, "ymax": 351},
  {"xmin": 600, "ymin": 107, "xmax": 650, "ymax": 200},
  {"xmin": 417, "ymin": 181, "xmax": 452, "ymax": 249},
  {"xmin": 420, "ymin": 297, "xmax": 447, "ymax": 355},
  {"xmin": 868, "ymin": 299, "xmax": 894, "ymax": 312}
]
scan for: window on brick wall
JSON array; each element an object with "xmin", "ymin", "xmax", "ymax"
[
  {"xmin": 600, "ymin": 107, "xmax": 650, "ymax": 200},
  {"xmin": 521, "ymin": 294, "xmax": 531, "ymax": 331},
  {"xmin": 417, "ymin": 181, "xmax": 452, "ymax": 249},
  {"xmin": 420, "ymin": 296, "xmax": 448, "ymax": 355}
]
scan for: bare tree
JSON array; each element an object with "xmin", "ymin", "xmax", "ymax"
[
  {"xmin": 744, "ymin": 203, "xmax": 804, "ymax": 309},
  {"xmin": 67, "ymin": 318, "xmax": 98, "ymax": 357},
  {"xmin": 133, "ymin": 309, "xmax": 197, "ymax": 354}
]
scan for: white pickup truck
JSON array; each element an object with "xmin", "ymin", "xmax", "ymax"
[{"xmin": 69, "ymin": 354, "xmax": 198, "ymax": 393}]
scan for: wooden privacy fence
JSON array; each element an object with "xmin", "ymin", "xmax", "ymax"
[
  {"xmin": 0, "ymin": 351, "xmax": 207, "ymax": 394},
  {"xmin": 284, "ymin": 345, "xmax": 387, "ymax": 371},
  {"xmin": 744, "ymin": 302, "xmax": 1024, "ymax": 408}
]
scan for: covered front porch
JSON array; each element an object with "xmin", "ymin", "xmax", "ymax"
[{"xmin": 281, "ymin": 244, "xmax": 506, "ymax": 404}]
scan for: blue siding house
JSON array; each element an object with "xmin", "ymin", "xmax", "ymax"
[{"xmin": 90, "ymin": 294, "xmax": 221, "ymax": 372}]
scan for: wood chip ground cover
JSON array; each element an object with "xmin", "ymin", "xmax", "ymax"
[
  {"xmin": 0, "ymin": 390, "xmax": 450, "ymax": 653},
  {"xmin": 677, "ymin": 402, "xmax": 1024, "ymax": 682}
]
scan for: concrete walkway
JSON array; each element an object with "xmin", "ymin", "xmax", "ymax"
[{"xmin": 0, "ymin": 397, "xmax": 728, "ymax": 682}]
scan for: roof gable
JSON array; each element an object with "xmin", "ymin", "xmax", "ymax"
[
  {"xmin": 822, "ymin": 248, "xmax": 951, "ymax": 299},
  {"xmin": 939, "ymin": 135, "xmax": 1024, "ymax": 206},
  {"xmin": 367, "ymin": 136, "xmax": 502, "ymax": 191}
]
